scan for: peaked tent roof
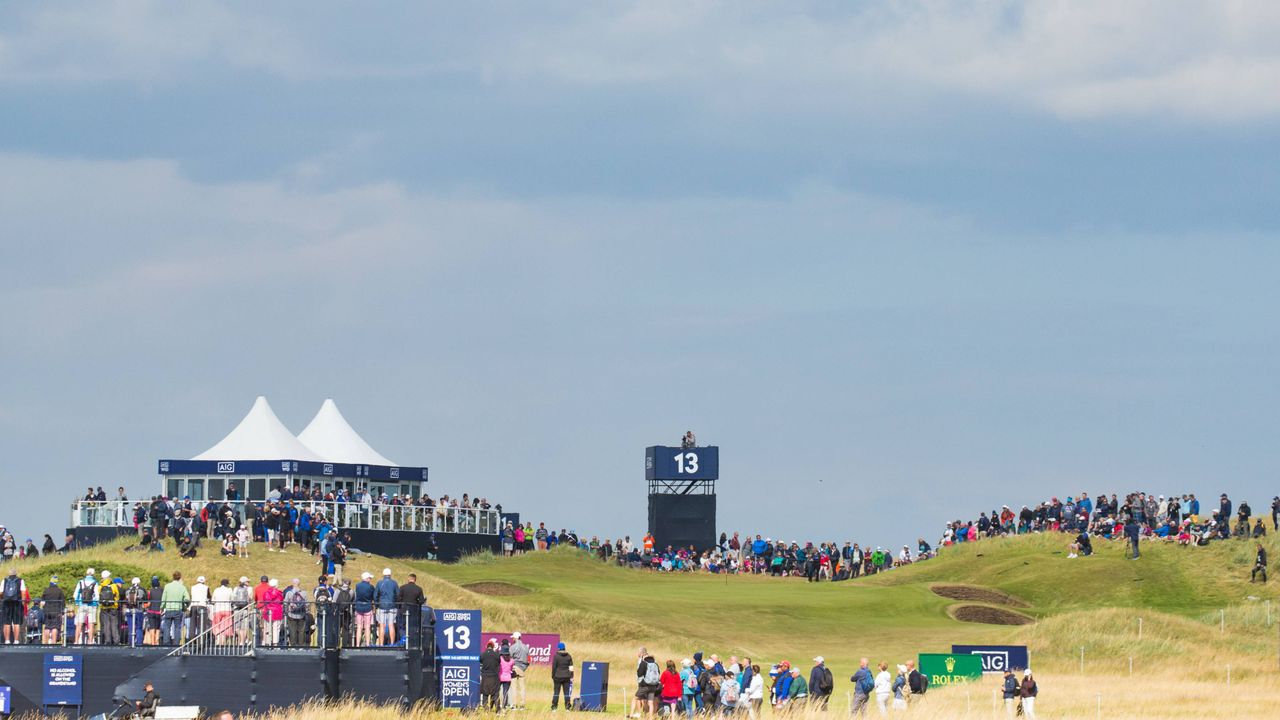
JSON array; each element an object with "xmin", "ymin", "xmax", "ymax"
[
  {"xmin": 298, "ymin": 398, "xmax": 397, "ymax": 466},
  {"xmin": 192, "ymin": 396, "xmax": 326, "ymax": 462}
]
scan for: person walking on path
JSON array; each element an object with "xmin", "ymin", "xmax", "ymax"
[
  {"xmin": 551, "ymin": 642, "xmax": 574, "ymax": 711},
  {"xmin": 1252, "ymin": 543, "xmax": 1268, "ymax": 583},
  {"xmin": 1019, "ymin": 669, "xmax": 1038, "ymax": 719},
  {"xmin": 850, "ymin": 658, "xmax": 873, "ymax": 716}
]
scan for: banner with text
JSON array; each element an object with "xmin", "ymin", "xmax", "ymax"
[
  {"xmin": 480, "ymin": 632, "xmax": 561, "ymax": 666},
  {"xmin": 951, "ymin": 645, "xmax": 1030, "ymax": 674},
  {"xmin": 435, "ymin": 609, "xmax": 482, "ymax": 709},
  {"xmin": 918, "ymin": 653, "xmax": 983, "ymax": 686},
  {"xmin": 43, "ymin": 654, "xmax": 83, "ymax": 707}
]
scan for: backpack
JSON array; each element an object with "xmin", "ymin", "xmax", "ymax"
[
  {"xmin": 77, "ymin": 579, "xmax": 97, "ymax": 605},
  {"xmin": 818, "ymin": 667, "xmax": 834, "ymax": 694},
  {"xmin": 643, "ymin": 661, "xmax": 661, "ymax": 686},
  {"xmin": 99, "ymin": 583, "xmax": 118, "ymax": 609},
  {"xmin": 722, "ymin": 678, "xmax": 740, "ymax": 704},
  {"xmin": 287, "ymin": 589, "xmax": 308, "ymax": 617},
  {"xmin": 2, "ymin": 576, "xmax": 20, "ymax": 602},
  {"xmin": 857, "ymin": 671, "xmax": 875, "ymax": 695}
]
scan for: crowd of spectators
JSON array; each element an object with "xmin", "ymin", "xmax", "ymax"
[{"xmin": 0, "ymin": 563, "xmax": 427, "ymax": 648}]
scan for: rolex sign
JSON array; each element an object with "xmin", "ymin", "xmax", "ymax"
[{"xmin": 918, "ymin": 653, "xmax": 983, "ymax": 685}]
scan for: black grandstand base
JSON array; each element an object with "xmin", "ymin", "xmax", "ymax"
[{"xmin": 69, "ymin": 527, "xmax": 500, "ymax": 562}]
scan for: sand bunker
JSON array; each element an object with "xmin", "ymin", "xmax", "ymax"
[
  {"xmin": 462, "ymin": 581, "xmax": 532, "ymax": 596},
  {"xmin": 931, "ymin": 584, "xmax": 1028, "ymax": 607},
  {"xmin": 949, "ymin": 604, "xmax": 1036, "ymax": 626}
]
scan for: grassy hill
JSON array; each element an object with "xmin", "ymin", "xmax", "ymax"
[{"xmin": 6, "ymin": 531, "xmax": 1279, "ymax": 717}]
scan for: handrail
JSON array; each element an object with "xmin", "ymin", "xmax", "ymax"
[
  {"xmin": 167, "ymin": 604, "xmax": 258, "ymax": 657},
  {"xmin": 71, "ymin": 500, "xmax": 501, "ymax": 535}
]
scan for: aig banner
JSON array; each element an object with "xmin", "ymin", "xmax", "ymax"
[
  {"xmin": 435, "ymin": 609, "xmax": 482, "ymax": 709},
  {"xmin": 951, "ymin": 645, "xmax": 1030, "ymax": 674},
  {"xmin": 480, "ymin": 633, "xmax": 560, "ymax": 665}
]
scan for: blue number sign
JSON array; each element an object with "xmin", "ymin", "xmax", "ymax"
[
  {"xmin": 645, "ymin": 446, "xmax": 719, "ymax": 481},
  {"xmin": 435, "ymin": 609, "xmax": 482, "ymax": 709}
]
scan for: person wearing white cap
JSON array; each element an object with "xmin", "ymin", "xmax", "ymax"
[
  {"xmin": 1018, "ymin": 669, "xmax": 1038, "ymax": 718},
  {"xmin": 374, "ymin": 568, "xmax": 399, "ymax": 646},
  {"xmin": 509, "ymin": 631, "xmax": 530, "ymax": 708},
  {"xmin": 891, "ymin": 665, "xmax": 908, "ymax": 711},
  {"xmin": 353, "ymin": 572, "xmax": 376, "ymax": 647},
  {"xmin": 211, "ymin": 579, "xmax": 235, "ymax": 646},
  {"xmin": 190, "ymin": 576, "xmax": 211, "ymax": 639},
  {"xmin": 97, "ymin": 571, "xmax": 122, "ymax": 645},
  {"xmin": 74, "ymin": 568, "xmax": 98, "ymax": 644},
  {"xmin": 808, "ymin": 657, "xmax": 832, "ymax": 709}
]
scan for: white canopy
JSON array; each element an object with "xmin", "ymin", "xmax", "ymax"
[
  {"xmin": 192, "ymin": 396, "xmax": 325, "ymax": 462},
  {"xmin": 298, "ymin": 398, "xmax": 397, "ymax": 466}
]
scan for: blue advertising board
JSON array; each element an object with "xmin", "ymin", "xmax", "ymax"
[
  {"xmin": 0, "ymin": 685, "xmax": 11, "ymax": 715},
  {"xmin": 435, "ymin": 609, "xmax": 482, "ymax": 709},
  {"xmin": 42, "ymin": 653, "xmax": 83, "ymax": 707},
  {"xmin": 578, "ymin": 661, "xmax": 610, "ymax": 711},
  {"xmin": 645, "ymin": 446, "xmax": 719, "ymax": 481},
  {"xmin": 951, "ymin": 645, "xmax": 1030, "ymax": 674}
]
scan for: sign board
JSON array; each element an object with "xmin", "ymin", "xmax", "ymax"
[
  {"xmin": 578, "ymin": 661, "xmax": 610, "ymax": 711},
  {"xmin": 42, "ymin": 653, "xmax": 83, "ymax": 707},
  {"xmin": 918, "ymin": 653, "xmax": 982, "ymax": 686},
  {"xmin": 645, "ymin": 446, "xmax": 719, "ymax": 481},
  {"xmin": 0, "ymin": 685, "xmax": 11, "ymax": 715},
  {"xmin": 435, "ymin": 609, "xmax": 481, "ymax": 709},
  {"xmin": 480, "ymin": 632, "xmax": 560, "ymax": 665},
  {"xmin": 951, "ymin": 645, "xmax": 1030, "ymax": 674}
]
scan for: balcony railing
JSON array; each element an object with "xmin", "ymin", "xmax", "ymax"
[{"xmin": 71, "ymin": 500, "xmax": 500, "ymax": 535}]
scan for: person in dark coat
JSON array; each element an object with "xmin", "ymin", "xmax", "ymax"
[
  {"xmin": 551, "ymin": 642, "xmax": 574, "ymax": 710},
  {"xmin": 480, "ymin": 640, "xmax": 502, "ymax": 710}
]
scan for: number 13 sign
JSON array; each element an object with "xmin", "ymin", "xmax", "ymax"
[{"xmin": 435, "ymin": 609, "xmax": 482, "ymax": 709}]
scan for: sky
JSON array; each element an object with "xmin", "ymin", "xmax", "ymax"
[{"xmin": 2, "ymin": 1, "xmax": 1279, "ymax": 549}]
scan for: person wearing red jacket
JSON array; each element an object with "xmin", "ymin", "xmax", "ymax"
[{"xmin": 660, "ymin": 660, "xmax": 684, "ymax": 715}]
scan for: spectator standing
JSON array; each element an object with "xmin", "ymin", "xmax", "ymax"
[
  {"xmin": 479, "ymin": 639, "xmax": 501, "ymax": 710},
  {"xmin": 746, "ymin": 664, "xmax": 764, "ymax": 719},
  {"xmin": 551, "ymin": 641, "xmax": 574, "ymax": 711},
  {"xmin": 510, "ymin": 631, "xmax": 530, "ymax": 709},
  {"xmin": 850, "ymin": 658, "xmax": 873, "ymax": 716},
  {"xmin": 190, "ymin": 576, "xmax": 211, "ymax": 638},
  {"xmin": 499, "ymin": 644, "xmax": 516, "ymax": 709},
  {"xmin": 74, "ymin": 569, "xmax": 99, "ymax": 644},
  {"xmin": 1001, "ymin": 669, "xmax": 1018, "ymax": 716},
  {"xmin": 161, "ymin": 572, "xmax": 189, "ymax": 645},
  {"xmin": 261, "ymin": 579, "xmax": 284, "ymax": 646},
  {"xmin": 97, "ymin": 571, "xmax": 121, "ymax": 645},
  {"xmin": 284, "ymin": 579, "xmax": 308, "ymax": 647},
  {"xmin": 891, "ymin": 665, "xmax": 907, "ymax": 711},
  {"xmin": 353, "ymin": 572, "xmax": 375, "ymax": 647},
  {"xmin": 398, "ymin": 573, "xmax": 426, "ymax": 648},
  {"xmin": 41, "ymin": 576, "xmax": 65, "ymax": 644},
  {"xmin": 1, "ymin": 569, "xmax": 24, "ymax": 644},
  {"xmin": 808, "ymin": 657, "xmax": 832, "ymax": 710},
  {"xmin": 1252, "ymin": 544, "xmax": 1268, "ymax": 583},
  {"xmin": 873, "ymin": 662, "xmax": 891, "ymax": 715},
  {"xmin": 374, "ymin": 568, "xmax": 399, "ymax": 646},
  {"xmin": 1019, "ymin": 669, "xmax": 1038, "ymax": 719}
]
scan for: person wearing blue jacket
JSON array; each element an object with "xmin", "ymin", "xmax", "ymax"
[
  {"xmin": 374, "ymin": 568, "xmax": 399, "ymax": 646},
  {"xmin": 353, "ymin": 572, "xmax": 376, "ymax": 646}
]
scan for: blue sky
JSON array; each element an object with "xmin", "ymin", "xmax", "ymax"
[{"xmin": 2, "ymin": 1, "xmax": 1278, "ymax": 548}]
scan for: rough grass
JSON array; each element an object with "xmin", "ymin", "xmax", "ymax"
[{"xmin": 5, "ymin": 533, "xmax": 1279, "ymax": 717}]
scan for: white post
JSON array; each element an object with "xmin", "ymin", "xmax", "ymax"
[
  {"xmin": 1137, "ymin": 616, "xmax": 1142, "ymax": 640},
  {"xmin": 1221, "ymin": 608, "xmax": 1226, "ymax": 633},
  {"xmin": 1080, "ymin": 646, "xmax": 1085, "ymax": 673},
  {"xmin": 966, "ymin": 691, "xmax": 971, "ymax": 713},
  {"xmin": 1096, "ymin": 693, "xmax": 1102, "ymax": 719},
  {"xmin": 1267, "ymin": 599, "xmax": 1272, "ymax": 627}
]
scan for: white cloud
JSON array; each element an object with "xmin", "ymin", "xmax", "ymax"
[{"xmin": 4, "ymin": 1, "xmax": 1278, "ymax": 121}]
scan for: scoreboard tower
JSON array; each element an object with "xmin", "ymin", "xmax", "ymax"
[{"xmin": 645, "ymin": 445, "xmax": 719, "ymax": 552}]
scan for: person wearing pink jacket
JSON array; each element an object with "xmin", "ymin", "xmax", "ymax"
[{"xmin": 261, "ymin": 578, "xmax": 284, "ymax": 645}]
